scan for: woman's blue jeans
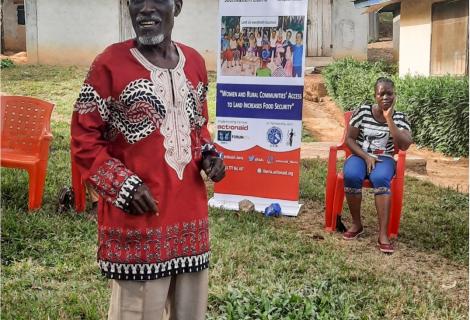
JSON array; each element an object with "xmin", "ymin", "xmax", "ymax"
[{"xmin": 343, "ymin": 155, "xmax": 395, "ymax": 195}]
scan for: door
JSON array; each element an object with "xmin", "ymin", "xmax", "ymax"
[
  {"xmin": 120, "ymin": 0, "xmax": 136, "ymax": 41},
  {"xmin": 431, "ymin": 0, "xmax": 469, "ymax": 75},
  {"xmin": 307, "ymin": 0, "xmax": 332, "ymax": 57}
]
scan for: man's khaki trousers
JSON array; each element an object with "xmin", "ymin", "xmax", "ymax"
[{"xmin": 107, "ymin": 269, "xmax": 208, "ymax": 320}]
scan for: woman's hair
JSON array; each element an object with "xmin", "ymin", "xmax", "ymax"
[{"xmin": 375, "ymin": 77, "xmax": 395, "ymax": 92}]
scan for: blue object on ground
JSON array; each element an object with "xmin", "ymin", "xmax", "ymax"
[{"xmin": 264, "ymin": 203, "xmax": 281, "ymax": 217}]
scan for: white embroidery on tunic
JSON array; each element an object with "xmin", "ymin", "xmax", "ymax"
[
  {"xmin": 130, "ymin": 46, "xmax": 192, "ymax": 180},
  {"xmin": 74, "ymin": 45, "xmax": 209, "ymax": 180},
  {"xmin": 74, "ymin": 84, "xmax": 110, "ymax": 121}
]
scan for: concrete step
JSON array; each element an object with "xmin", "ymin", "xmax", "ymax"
[{"xmin": 301, "ymin": 142, "xmax": 427, "ymax": 174}]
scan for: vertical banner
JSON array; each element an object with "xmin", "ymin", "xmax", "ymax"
[{"xmin": 209, "ymin": 0, "xmax": 308, "ymax": 216}]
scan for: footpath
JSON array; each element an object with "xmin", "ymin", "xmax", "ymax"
[{"xmin": 301, "ymin": 74, "xmax": 469, "ymax": 193}]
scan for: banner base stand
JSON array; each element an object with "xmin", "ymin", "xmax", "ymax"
[{"xmin": 209, "ymin": 193, "xmax": 302, "ymax": 217}]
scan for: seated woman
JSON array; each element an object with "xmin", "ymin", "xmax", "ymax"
[{"xmin": 343, "ymin": 77, "xmax": 412, "ymax": 254}]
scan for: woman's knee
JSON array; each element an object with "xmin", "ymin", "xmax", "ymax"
[
  {"xmin": 369, "ymin": 172, "xmax": 392, "ymax": 195},
  {"xmin": 343, "ymin": 170, "xmax": 363, "ymax": 187},
  {"xmin": 343, "ymin": 157, "xmax": 366, "ymax": 185},
  {"xmin": 343, "ymin": 160, "xmax": 365, "ymax": 194}
]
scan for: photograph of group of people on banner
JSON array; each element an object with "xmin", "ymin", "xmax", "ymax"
[{"xmin": 220, "ymin": 16, "xmax": 305, "ymax": 78}]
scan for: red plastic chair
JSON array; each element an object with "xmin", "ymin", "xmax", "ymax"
[
  {"xmin": 71, "ymin": 156, "xmax": 86, "ymax": 212},
  {"xmin": 1, "ymin": 96, "xmax": 54, "ymax": 211},
  {"xmin": 324, "ymin": 111, "xmax": 406, "ymax": 238}
]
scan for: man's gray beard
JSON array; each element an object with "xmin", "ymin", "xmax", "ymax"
[{"xmin": 138, "ymin": 34, "xmax": 165, "ymax": 45}]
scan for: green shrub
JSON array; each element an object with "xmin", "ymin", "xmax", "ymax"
[
  {"xmin": 395, "ymin": 75, "xmax": 469, "ymax": 157},
  {"xmin": 323, "ymin": 58, "xmax": 469, "ymax": 157},
  {"xmin": 1, "ymin": 58, "xmax": 15, "ymax": 69},
  {"xmin": 322, "ymin": 57, "xmax": 396, "ymax": 111}
]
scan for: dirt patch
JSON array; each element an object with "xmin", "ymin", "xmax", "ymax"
[
  {"xmin": 302, "ymin": 98, "xmax": 344, "ymax": 142},
  {"xmin": 1, "ymin": 51, "xmax": 28, "ymax": 64},
  {"xmin": 304, "ymin": 74, "xmax": 328, "ymax": 102},
  {"xmin": 406, "ymin": 146, "xmax": 469, "ymax": 192},
  {"xmin": 368, "ymin": 40, "xmax": 394, "ymax": 63}
]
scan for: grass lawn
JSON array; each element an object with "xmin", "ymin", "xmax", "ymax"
[{"xmin": 1, "ymin": 65, "xmax": 468, "ymax": 319}]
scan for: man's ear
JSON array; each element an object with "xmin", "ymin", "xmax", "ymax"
[{"xmin": 174, "ymin": 0, "xmax": 183, "ymax": 17}]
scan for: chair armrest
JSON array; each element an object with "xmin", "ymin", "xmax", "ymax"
[
  {"xmin": 43, "ymin": 133, "xmax": 53, "ymax": 141},
  {"xmin": 327, "ymin": 146, "xmax": 339, "ymax": 177},
  {"xmin": 38, "ymin": 133, "xmax": 53, "ymax": 160}
]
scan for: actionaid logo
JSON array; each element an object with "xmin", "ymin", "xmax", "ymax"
[{"xmin": 217, "ymin": 124, "xmax": 249, "ymax": 131}]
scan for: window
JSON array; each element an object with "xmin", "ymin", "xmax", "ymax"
[{"xmin": 17, "ymin": 5, "xmax": 25, "ymax": 25}]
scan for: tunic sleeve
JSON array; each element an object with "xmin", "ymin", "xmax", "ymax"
[
  {"xmin": 198, "ymin": 63, "xmax": 221, "ymax": 159},
  {"xmin": 71, "ymin": 59, "xmax": 142, "ymax": 213}
]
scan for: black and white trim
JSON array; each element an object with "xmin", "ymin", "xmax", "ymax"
[
  {"xmin": 344, "ymin": 187, "xmax": 362, "ymax": 194},
  {"xmin": 99, "ymin": 252, "xmax": 210, "ymax": 280},
  {"xmin": 372, "ymin": 187, "xmax": 390, "ymax": 195},
  {"xmin": 114, "ymin": 175, "xmax": 144, "ymax": 212}
]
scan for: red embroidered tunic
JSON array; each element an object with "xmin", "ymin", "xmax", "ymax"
[{"xmin": 71, "ymin": 40, "xmax": 214, "ymax": 280}]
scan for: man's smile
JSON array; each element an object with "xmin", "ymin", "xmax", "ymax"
[{"xmin": 136, "ymin": 16, "xmax": 161, "ymax": 29}]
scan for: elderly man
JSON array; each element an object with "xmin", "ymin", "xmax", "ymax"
[{"xmin": 71, "ymin": 0, "xmax": 225, "ymax": 319}]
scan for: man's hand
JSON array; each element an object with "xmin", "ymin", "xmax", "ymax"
[
  {"xmin": 129, "ymin": 184, "xmax": 159, "ymax": 215},
  {"xmin": 365, "ymin": 155, "xmax": 381, "ymax": 175},
  {"xmin": 202, "ymin": 155, "xmax": 226, "ymax": 182}
]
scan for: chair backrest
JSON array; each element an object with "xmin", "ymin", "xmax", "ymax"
[
  {"xmin": 1, "ymin": 96, "xmax": 54, "ymax": 155},
  {"xmin": 340, "ymin": 109, "xmax": 399, "ymax": 157}
]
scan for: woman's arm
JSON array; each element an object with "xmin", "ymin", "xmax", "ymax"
[{"xmin": 384, "ymin": 108, "xmax": 413, "ymax": 151}]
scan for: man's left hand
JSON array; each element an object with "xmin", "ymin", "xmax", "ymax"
[{"xmin": 202, "ymin": 155, "xmax": 226, "ymax": 182}]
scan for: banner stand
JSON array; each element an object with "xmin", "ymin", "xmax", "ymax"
[
  {"xmin": 210, "ymin": 0, "xmax": 308, "ymax": 218},
  {"xmin": 209, "ymin": 194, "xmax": 302, "ymax": 217}
]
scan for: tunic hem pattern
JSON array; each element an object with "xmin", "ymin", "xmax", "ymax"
[{"xmin": 99, "ymin": 252, "xmax": 210, "ymax": 281}]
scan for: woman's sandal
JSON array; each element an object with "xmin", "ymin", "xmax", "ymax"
[
  {"xmin": 342, "ymin": 227, "xmax": 364, "ymax": 240},
  {"xmin": 377, "ymin": 240, "xmax": 394, "ymax": 254}
]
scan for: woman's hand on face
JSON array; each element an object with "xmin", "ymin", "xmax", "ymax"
[
  {"xmin": 365, "ymin": 155, "xmax": 382, "ymax": 174},
  {"xmin": 382, "ymin": 105, "xmax": 394, "ymax": 122}
]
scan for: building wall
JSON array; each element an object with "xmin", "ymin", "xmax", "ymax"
[
  {"xmin": 3, "ymin": 0, "xmax": 26, "ymax": 52},
  {"xmin": 392, "ymin": 13, "xmax": 400, "ymax": 62},
  {"xmin": 172, "ymin": 0, "xmax": 219, "ymax": 71},
  {"xmin": 398, "ymin": 0, "xmax": 437, "ymax": 76},
  {"xmin": 26, "ymin": 0, "xmax": 120, "ymax": 65},
  {"xmin": 397, "ymin": 0, "xmax": 468, "ymax": 76},
  {"xmin": 23, "ymin": 0, "xmax": 369, "ymax": 68},
  {"xmin": 332, "ymin": 0, "xmax": 368, "ymax": 60}
]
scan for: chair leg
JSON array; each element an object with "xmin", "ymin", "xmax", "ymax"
[
  {"xmin": 331, "ymin": 175, "xmax": 345, "ymax": 231},
  {"xmin": 28, "ymin": 162, "xmax": 47, "ymax": 211},
  {"xmin": 388, "ymin": 179, "xmax": 404, "ymax": 239},
  {"xmin": 26, "ymin": 167, "xmax": 37, "ymax": 211},
  {"xmin": 324, "ymin": 178, "xmax": 337, "ymax": 232},
  {"xmin": 72, "ymin": 160, "xmax": 86, "ymax": 212}
]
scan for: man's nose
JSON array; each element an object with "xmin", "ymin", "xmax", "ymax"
[{"xmin": 139, "ymin": 0, "xmax": 157, "ymax": 13}]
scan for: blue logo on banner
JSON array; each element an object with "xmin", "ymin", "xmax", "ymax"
[
  {"xmin": 267, "ymin": 127, "xmax": 283, "ymax": 145},
  {"xmin": 218, "ymin": 130, "xmax": 232, "ymax": 142}
]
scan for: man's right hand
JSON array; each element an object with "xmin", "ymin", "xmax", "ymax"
[{"xmin": 129, "ymin": 184, "xmax": 159, "ymax": 215}]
